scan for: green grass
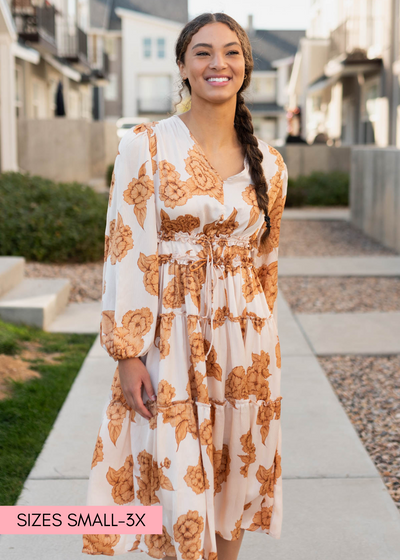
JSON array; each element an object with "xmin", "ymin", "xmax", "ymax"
[{"xmin": 0, "ymin": 318, "xmax": 96, "ymax": 505}]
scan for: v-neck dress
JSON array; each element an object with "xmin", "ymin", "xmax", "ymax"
[{"xmin": 82, "ymin": 114, "xmax": 288, "ymax": 560}]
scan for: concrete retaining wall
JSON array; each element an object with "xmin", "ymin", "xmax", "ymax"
[
  {"xmin": 277, "ymin": 145, "xmax": 351, "ymax": 178},
  {"xmin": 17, "ymin": 119, "xmax": 119, "ymax": 184},
  {"xmin": 351, "ymin": 147, "xmax": 400, "ymax": 253}
]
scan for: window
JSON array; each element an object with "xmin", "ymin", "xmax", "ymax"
[
  {"xmin": 157, "ymin": 37, "xmax": 166, "ymax": 58},
  {"xmin": 105, "ymin": 73, "xmax": 118, "ymax": 101},
  {"xmin": 143, "ymin": 38, "xmax": 152, "ymax": 58}
]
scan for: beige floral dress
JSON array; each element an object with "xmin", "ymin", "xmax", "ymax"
[{"xmin": 82, "ymin": 114, "xmax": 288, "ymax": 559}]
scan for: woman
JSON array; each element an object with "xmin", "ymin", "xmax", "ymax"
[{"xmin": 82, "ymin": 12, "xmax": 288, "ymax": 560}]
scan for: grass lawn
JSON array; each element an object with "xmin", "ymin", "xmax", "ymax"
[{"xmin": 0, "ymin": 318, "xmax": 96, "ymax": 505}]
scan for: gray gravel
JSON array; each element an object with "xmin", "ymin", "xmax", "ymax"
[
  {"xmin": 25, "ymin": 260, "xmax": 104, "ymax": 303},
  {"xmin": 280, "ymin": 220, "xmax": 398, "ymax": 257},
  {"xmin": 280, "ymin": 277, "xmax": 400, "ymax": 313},
  {"xmin": 318, "ymin": 354, "xmax": 400, "ymax": 511}
]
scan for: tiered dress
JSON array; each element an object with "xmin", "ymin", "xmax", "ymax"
[{"xmin": 82, "ymin": 114, "xmax": 288, "ymax": 560}]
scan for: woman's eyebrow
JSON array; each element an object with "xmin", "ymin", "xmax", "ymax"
[{"xmin": 191, "ymin": 41, "xmax": 241, "ymax": 50}]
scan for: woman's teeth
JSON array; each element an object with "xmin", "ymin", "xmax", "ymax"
[{"xmin": 207, "ymin": 77, "xmax": 230, "ymax": 82}]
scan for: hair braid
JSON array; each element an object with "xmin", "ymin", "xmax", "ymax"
[{"xmin": 174, "ymin": 12, "xmax": 272, "ymax": 248}]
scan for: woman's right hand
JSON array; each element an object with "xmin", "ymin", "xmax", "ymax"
[{"xmin": 118, "ymin": 357, "xmax": 156, "ymax": 420}]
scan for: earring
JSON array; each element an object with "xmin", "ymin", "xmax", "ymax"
[{"xmin": 244, "ymin": 74, "xmax": 247, "ymax": 79}]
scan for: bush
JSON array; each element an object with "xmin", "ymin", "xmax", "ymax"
[
  {"xmin": 106, "ymin": 163, "xmax": 114, "ymax": 187},
  {"xmin": 285, "ymin": 170, "xmax": 349, "ymax": 207},
  {"xmin": 0, "ymin": 171, "xmax": 108, "ymax": 263}
]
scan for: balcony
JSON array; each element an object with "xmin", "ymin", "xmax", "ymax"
[
  {"xmin": 12, "ymin": 0, "xmax": 57, "ymax": 55},
  {"xmin": 329, "ymin": 17, "xmax": 386, "ymax": 61},
  {"xmin": 57, "ymin": 22, "xmax": 90, "ymax": 71}
]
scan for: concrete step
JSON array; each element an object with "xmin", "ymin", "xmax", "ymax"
[
  {"xmin": 279, "ymin": 256, "xmax": 400, "ymax": 276},
  {"xmin": 0, "ymin": 256, "xmax": 25, "ymax": 297},
  {"xmin": 0, "ymin": 277, "xmax": 71, "ymax": 330}
]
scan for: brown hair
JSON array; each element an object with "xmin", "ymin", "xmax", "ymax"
[{"xmin": 174, "ymin": 12, "xmax": 271, "ymax": 247}]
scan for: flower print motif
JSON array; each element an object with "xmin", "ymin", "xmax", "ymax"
[
  {"xmin": 108, "ymin": 212, "xmax": 134, "ymax": 265},
  {"xmin": 248, "ymin": 503, "xmax": 273, "ymax": 531},
  {"xmin": 242, "ymin": 184, "xmax": 261, "ymax": 230},
  {"xmin": 247, "ymin": 311, "xmax": 266, "ymax": 334},
  {"xmin": 106, "ymin": 454, "xmax": 135, "ymax": 504},
  {"xmin": 202, "ymin": 208, "xmax": 238, "ymax": 238},
  {"xmin": 213, "ymin": 443, "xmax": 231, "ymax": 495},
  {"xmin": 241, "ymin": 266, "xmax": 264, "ymax": 303},
  {"xmin": 225, "ymin": 366, "xmax": 248, "ymax": 405},
  {"xmin": 162, "ymin": 263, "xmax": 187, "ymax": 310},
  {"xmin": 91, "ymin": 431, "xmax": 104, "ymax": 469},
  {"xmin": 157, "ymin": 379, "xmax": 176, "ymax": 405},
  {"xmin": 159, "ymin": 209, "xmax": 200, "ymax": 239},
  {"xmin": 106, "ymin": 367, "xmax": 132, "ymax": 445},
  {"xmin": 274, "ymin": 396, "xmax": 282, "ymax": 419},
  {"xmin": 189, "ymin": 331, "xmax": 206, "ymax": 365},
  {"xmin": 244, "ymin": 501, "xmax": 252, "ymax": 510},
  {"xmin": 144, "ymin": 525, "xmax": 175, "ymax": 557},
  {"xmin": 184, "ymin": 454, "xmax": 210, "ymax": 495},
  {"xmin": 123, "ymin": 162, "xmax": 155, "ymax": 229},
  {"xmin": 173, "ymin": 510, "xmax": 204, "ymax": 560},
  {"xmin": 256, "ymin": 400, "xmax": 275, "ymax": 445},
  {"xmin": 185, "ymin": 144, "xmax": 224, "ymax": 204},
  {"xmin": 132, "ymin": 121, "xmax": 159, "ymax": 135},
  {"xmin": 247, "ymin": 351, "xmax": 272, "ymax": 401},
  {"xmin": 159, "ymin": 160, "xmax": 191, "ymax": 209},
  {"xmin": 275, "ymin": 338, "xmax": 281, "ymax": 368},
  {"xmin": 155, "ymin": 313, "xmax": 174, "ymax": 360},
  {"xmin": 268, "ymin": 145, "xmax": 286, "ymax": 202},
  {"xmin": 188, "ymin": 364, "xmax": 209, "ymax": 404},
  {"xmin": 100, "ymin": 307, "xmax": 154, "ymax": 360},
  {"xmin": 161, "ymin": 402, "xmax": 199, "ymax": 451},
  {"xmin": 238, "ymin": 429, "xmax": 256, "ymax": 477},
  {"xmin": 82, "ymin": 534, "xmax": 121, "ymax": 555},
  {"xmin": 128, "ymin": 535, "xmax": 142, "ymax": 552},
  {"xmin": 254, "ymin": 260, "xmax": 278, "ymax": 314},
  {"xmin": 109, "ymin": 169, "xmax": 115, "ymax": 207},
  {"xmin": 231, "ymin": 514, "xmax": 243, "ymax": 540},
  {"xmin": 199, "ymin": 418, "xmax": 213, "ymax": 462},
  {"xmin": 137, "ymin": 252, "xmax": 159, "ymax": 297},
  {"xmin": 204, "ymin": 341, "xmax": 222, "ymax": 381},
  {"xmin": 135, "ymin": 450, "xmax": 174, "ymax": 506}
]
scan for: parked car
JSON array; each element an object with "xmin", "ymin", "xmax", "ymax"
[{"xmin": 116, "ymin": 116, "xmax": 150, "ymax": 139}]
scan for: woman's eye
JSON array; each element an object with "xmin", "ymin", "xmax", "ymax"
[
  {"xmin": 227, "ymin": 50, "xmax": 240, "ymax": 55},
  {"xmin": 195, "ymin": 51, "xmax": 209, "ymax": 56}
]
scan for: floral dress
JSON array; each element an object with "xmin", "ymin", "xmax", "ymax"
[{"xmin": 82, "ymin": 114, "xmax": 288, "ymax": 560}]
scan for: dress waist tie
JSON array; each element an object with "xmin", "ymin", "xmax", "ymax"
[{"xmin": 189, "ymin": 238, "xmax": 220, "ymax": 360}]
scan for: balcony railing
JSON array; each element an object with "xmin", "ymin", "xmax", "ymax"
[
  {"xmin": 12, "ymin": 0, "xmax": 57, "ymax": 54},
  {"xmin": 329, "ymin": 16, "xmax": 386, "ymax": 61},
  {"xmin": 57, "ymin": 22, "xmax": 89, "ymax": 69}
]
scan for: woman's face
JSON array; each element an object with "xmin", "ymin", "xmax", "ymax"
[{"xmin": 178, "ymin": 22, "xmax": 246, "ymax": 106}]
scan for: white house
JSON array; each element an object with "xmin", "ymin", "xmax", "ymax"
[{"xmin": 114, "ymin": 8, "xmax": 184, "ymax": 119}]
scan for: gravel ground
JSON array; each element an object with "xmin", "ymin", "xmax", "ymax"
[
  {"xmin": 318, "ymin": 354, "xmax": 400, "ymax": 511},
  {"xmin": 25, "ymin": 260, "xmax": 104, "ymax": 303},
  {"xmin": 280, "ymin": 277, "xmax": 400, "ymax": 313},
  {"xmin": 279, "ymin": 220, "xmax": 398, "ymax": 257}
]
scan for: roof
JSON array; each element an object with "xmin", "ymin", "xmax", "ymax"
[
  {"xmin": 90, "ymin": 0, "xmax": 188, "ymax": 31},
  {"xmin": 249, "ymin": 29, "xmax": 306, "ymax": 71}
]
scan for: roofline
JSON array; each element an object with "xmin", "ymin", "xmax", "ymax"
[{"xmin": 114, "ymin": 8, "xmax": 184, "ymax": 30}]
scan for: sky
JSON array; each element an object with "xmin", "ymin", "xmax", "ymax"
[{"xmin": 188, "ymin": 0, "xmax": 312, "ymax": 30}]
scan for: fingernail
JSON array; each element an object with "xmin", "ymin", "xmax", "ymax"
[{"xmin": 151, "ymin": 395, "xmax": 156, "ymax": 401}]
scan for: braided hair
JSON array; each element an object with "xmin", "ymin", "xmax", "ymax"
[{"xmin": 174, "ymin": 12, "xmax": 271, "ymax": 248}]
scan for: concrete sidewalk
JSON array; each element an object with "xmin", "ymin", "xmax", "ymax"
[{"xmin": 1, "ymin": 288, "xmax": 400, "ymax": 560}]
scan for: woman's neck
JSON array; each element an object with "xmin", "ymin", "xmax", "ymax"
[{"xmin": 179, "ymin": 96, "xmax": 241, "ymax": 152}]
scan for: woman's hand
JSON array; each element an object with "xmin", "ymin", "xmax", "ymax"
[{"xmin": 118, "ymin": 357, "xmax": 156, "ymax": 420}]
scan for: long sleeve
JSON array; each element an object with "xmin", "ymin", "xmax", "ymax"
[
  {"xmin": 100, "ymin": 129, "xmax": 159, "ymax": 361},
  {"xmin": 252, "ymin": 152, "xmax": 288, "ymax": 328}
]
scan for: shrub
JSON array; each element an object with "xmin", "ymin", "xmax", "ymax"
[
  {"xmin": 285, "ymin": 170, "xmax": 349, "ymax": 207},
  {"xmin": 0, "ymin": 171, "xmax": 108, "ymax": 263},
  {"xmin": 106, "ymin": 163, "xmax": 114, "ymax": 187}
]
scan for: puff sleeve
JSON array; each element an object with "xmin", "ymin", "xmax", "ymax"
[
  {"xmin": 100, "ymin": 129, "xmax": 159, "ymax": 361},
  {"xmin": 252, "ymin": 149, "xmax": 288, "ymax": 327}
]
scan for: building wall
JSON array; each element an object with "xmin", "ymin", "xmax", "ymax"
[
  {"xmin": 17, "ymin": 119, "xmax": 119, "ymax": 182},
  {"xmin": 118, "ymin": 11, "xmax": 183, "ymax": 117}
]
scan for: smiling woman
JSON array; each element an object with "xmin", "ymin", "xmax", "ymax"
[{"xmin": 83, "ymin": 12, "xmax": 287, "ymax": 560}]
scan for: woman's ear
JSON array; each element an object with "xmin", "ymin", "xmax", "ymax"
[{"xmin": 178, "ymin": 61, "xmax": 187, "ymax": 81}]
